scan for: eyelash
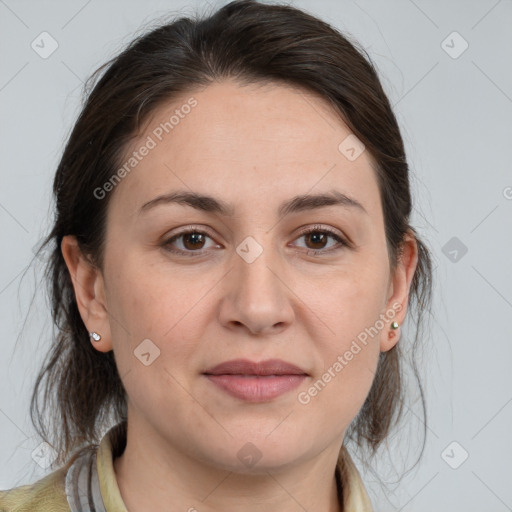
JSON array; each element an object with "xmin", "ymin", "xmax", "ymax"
[{"xmin": 162, "ymin": 224, "xmax": 348, "ymax": 257}]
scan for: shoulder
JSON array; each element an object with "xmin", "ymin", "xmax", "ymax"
[
  {"xmin": 0, "ymin": 466, "xmax": 70, "ymax": 512},
  {"xmin": 0, "ymin": 422, "xmax": 126, "ymax": 512}
]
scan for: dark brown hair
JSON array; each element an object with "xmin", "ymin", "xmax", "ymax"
[{"xmin": 30, "ymin": 0, "xmax": 433, "ymax": 494}]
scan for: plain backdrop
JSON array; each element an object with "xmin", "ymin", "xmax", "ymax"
[{"xmin": 1, "ymin": 1, "xmax": 511, "ymax": 510}]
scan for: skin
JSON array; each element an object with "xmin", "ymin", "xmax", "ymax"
[{"xmin": 62, "ymin": 79, "xmax": 418, "ymax": 511}]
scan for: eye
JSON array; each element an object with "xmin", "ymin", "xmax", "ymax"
[
  {"xmin": 162, "ymin": 224, "xmax": 348, "ymax": 258},
  {"xmin": 291, "ymin": 225, "xmax": 347, "ymax": 255},
  {"xmin": 162, "ymin": 228, "xmax": 220, "ymax": 256}
]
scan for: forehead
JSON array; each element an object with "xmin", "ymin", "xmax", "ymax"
[{"xmin": 108, "ymin": 79, "xmax": 381, "ymax": 220}]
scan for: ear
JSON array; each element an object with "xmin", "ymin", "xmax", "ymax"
[
  {"xmin": 61, "ymin": 235, "xmax": 113, "ymax": 352},
  {"xmin": 380, "ymin": 230, "xmax": 419, "ymax": 352}
]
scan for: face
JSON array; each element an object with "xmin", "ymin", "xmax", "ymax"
[{"xmin": 66, "ymin": 79, "xmax": 411, "ymax": 473}]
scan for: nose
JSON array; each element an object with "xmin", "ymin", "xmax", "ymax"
[{"xmin": 218, "ymin": 241, "xmax": 295, "ymax": 336}]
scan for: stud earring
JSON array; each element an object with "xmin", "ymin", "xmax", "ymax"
[
  {"xmin": 89, "ymin": 332, "xmax": 101, "ymax": 342},
  {"xmin": 388, "ymin": 321, "xmax": 400, "ymax": 339}
]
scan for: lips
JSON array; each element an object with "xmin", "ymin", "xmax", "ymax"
[
  {"xmin": 203, "ymin": 358, "xmax": 308, "ymax": 402},
  {"xmin": 203, "ymin": 358, "xmax": 308, "ymax": 377}
]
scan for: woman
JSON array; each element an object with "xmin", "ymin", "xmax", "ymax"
[{"xmin": 0, "ymin": 1, "xmax": 432, "ymax": 510}]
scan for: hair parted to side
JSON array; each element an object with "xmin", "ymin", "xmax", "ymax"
[{"xmin": 31, "ymin": 0, "xmax": 433, "ymax": 489}]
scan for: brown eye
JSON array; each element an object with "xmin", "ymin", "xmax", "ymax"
[
  {"xmin": 181, "ymin": 232, "xmax": 206, "ymax": 250},
  {"xmin": 292, "ymin": 226, "xmax": 347, "ymax": 255},
  {"xmin": 304, "ymin": 231, "xmax": 329, "ymax": 250},
  {"xmin": 162, "ymin": 229, "xmax": 220, "ymax": 256}
]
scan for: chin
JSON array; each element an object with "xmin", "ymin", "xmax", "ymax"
[{"xmin": 195, "ymin": 433, "xmax": 309, "ymax": 475}]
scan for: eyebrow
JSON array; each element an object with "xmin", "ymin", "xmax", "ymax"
[{"xmin": 139, "ymin": 189, "xmax": 368, "ymax": 217}]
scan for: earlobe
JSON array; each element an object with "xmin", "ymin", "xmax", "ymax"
[
  {"xmin": 60, "ymin": 235, "xmax": 113, "ymax": 352},
  {"xmin": 380, "ymin": 231, "xmax": 419, "ymax": 352}
]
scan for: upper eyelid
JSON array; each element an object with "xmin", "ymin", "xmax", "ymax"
[{"xmin": 165, "ymin": 224, "xmax": 344, "ymax": 240}]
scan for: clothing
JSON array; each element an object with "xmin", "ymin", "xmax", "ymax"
[{"xmin": 0, "ymin": 422, "xmax": 373, "ymax": 511}]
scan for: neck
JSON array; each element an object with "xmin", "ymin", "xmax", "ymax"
[{"xmin": 112, "ymin": 419, "xmax": 344, "ymax": 512}]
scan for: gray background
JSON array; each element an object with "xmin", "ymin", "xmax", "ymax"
[{"xmin": 1, "ymin": 0, "xmax": 511, "ymax": 510}]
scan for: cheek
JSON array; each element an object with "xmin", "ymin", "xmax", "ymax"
[
  {"xmin": 307, "ymin": 350, "xmax": 379, "ymax": 435},
  {"xmin": 105, "ymin": 259, "xmax": 206, "ymax": 419},
  {"xmin": 300, "ymin": 290, "xmax": 382, "ymax": 433},
  {"xmin": 309, "ymin": 261, "xmax": 389, "ymax": 346},
  {"xmin": 298, "ymin": 261, "xmax": 387, "ymax": 414},
  {"xmin": 106, "ymin": 255, "xmax": 215, "ymax": 378},
  {"xmin": 110, "ymin": 254, "xmax": 203, "ymax": 336}
]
